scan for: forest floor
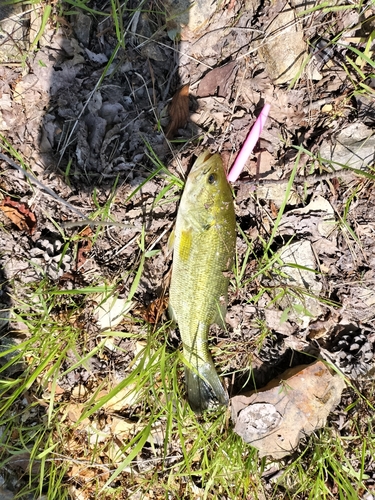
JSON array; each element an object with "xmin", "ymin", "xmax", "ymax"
[{"xmin": 0, "ymin": 1, "xmax": 375, "ymax": 499}]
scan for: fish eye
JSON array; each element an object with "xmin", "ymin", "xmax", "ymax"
[{"xmin": 207, "ymin": 173, "xmax": 217, "ymax": 184}]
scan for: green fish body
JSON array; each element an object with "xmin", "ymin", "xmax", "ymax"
[{"xmin": 169, "ymin": 151, "xmax": 236, "ymax": 413}]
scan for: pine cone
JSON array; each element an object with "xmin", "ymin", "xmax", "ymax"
[
  {"xmin": 330, "ymin": 329, "xmax": 374, "ymax": 378},
  {"xmin": 257, "ymin": 333, "xmax": 287, "ymax": 366}
]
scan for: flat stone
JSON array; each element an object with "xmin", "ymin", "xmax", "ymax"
[
  {"xmin": 257, "ymin": 2, "xmax": 307, "ymax": 84},
  {"xmin": 275, "ymin": 240, "xmax": 323, "ymax": 327},
  {"xmin": 71, "ymin": 10, "xmax": 92, "ymax": 47},
  {"xmin": 165, "ymin": 0, "xmax": 217, "ymax": 33},
  {"xmin": 0, "ymin": 4, "xmax": 27, "ymax": 62},
  {"xmin": 320, "ymin": 122, "xmax": 375, "ymax": 170},
  {"xmin": 278, "ymin": 195, "xmax": 336, "ymax": 239},
  {"xmin": 232, "ymin": 360, "xmax": 346, "ymax": 458},
  {"xmin": 255, "ymin": 182, "xmax": 301, "ymax": 207},
  {"xmin": 0, "ymin": 486, "xmax": 15, "ymax": 500},
  {"xmin": 96, "ymin": 293, "xmax": 134, "ymax": 330}
]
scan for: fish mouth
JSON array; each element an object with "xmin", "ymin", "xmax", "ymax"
[
  {"xmin": 191, "ymin": 151, "xmax": 213, "ymax": 173},
  {"xmin": 200, "ymin": 151, "xmax": 212, "ymax": 163}
]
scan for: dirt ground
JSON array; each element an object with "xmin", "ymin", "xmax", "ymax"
[{"xmin": 1, "ymin": 0, "xmax": 375, "ymax": 498}]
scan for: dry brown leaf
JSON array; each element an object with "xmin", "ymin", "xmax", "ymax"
[
  {"xmin": 111, "ymin": 416, "xmax": 136, "ymax": 436},
  {"xmin": 0, "ymin": 196, "xmax": 37, "ymax": 234},
  {"xmin": 139, "ymin": 296, "xmax": 168, "ymax": 324},
  {"xmin": 76, "ymin": 227, "xmax": 93, "ymax": 269},
  {"xmin": 99, "ymin": 383, "xmax": 139, "ymax": 410},
  {"xmin": 69, "ymin": 463, "xmax": 109, "ymax": 483},
  {"xmin": 47, "ymin": 382, "xmax": 65, "ymax": 395},
  {"xmin": 165, "ymin": 84, "xmax": 190, "ymax": 139},
  {"xmin": 270, "ymin": 200, "xmax": 278, "ymax": 218},
  {"xmin": 196, "ymin": 61, "xmax": 237, "ymax": 98}
]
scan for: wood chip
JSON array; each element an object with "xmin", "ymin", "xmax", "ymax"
[{"xmin": 165, "ymin": 84, "xmax": 190, "ymax": 139}]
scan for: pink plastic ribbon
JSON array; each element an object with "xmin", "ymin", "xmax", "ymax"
[{"xmin": 227, "ymin": 103, "xmax": 270, "ymax": 183}]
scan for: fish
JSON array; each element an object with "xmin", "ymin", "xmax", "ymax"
[{"xmin": 168, "ymin": 150, "xmax": 236, "ymax": 413}]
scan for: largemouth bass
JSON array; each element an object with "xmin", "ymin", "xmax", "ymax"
[{"xmin": 169, "ymin": 151, "xmax": 236, "ymax": 413}]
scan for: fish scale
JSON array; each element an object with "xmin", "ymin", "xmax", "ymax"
[{"xmin": 169, "ymin": 150, "xmax": 236, "ymax": 413}]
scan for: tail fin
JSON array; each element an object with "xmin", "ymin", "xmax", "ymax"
[{"xmin": 185, "ymin": 360, "xmax": 228, "ymax": 413}]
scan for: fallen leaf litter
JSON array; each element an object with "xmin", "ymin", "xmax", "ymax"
[{"xmin": 0, "ymin": 0, "xmax": 375, "ymax": 498}]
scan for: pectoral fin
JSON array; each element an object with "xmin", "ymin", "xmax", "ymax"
[
  {"xmin": 167, "ymin": 228, "xmax": 175, "ymax": 254},
  {"xmin": 168, "ymin": 302, "xmax": 178, "ymax": 327}
]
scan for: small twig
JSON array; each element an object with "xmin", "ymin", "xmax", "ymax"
[
  {"xmin": 0, "ymin": 152, "xmax": 88, "ymax": 220},
  {"xmin": 241, "ymin": 168, "xmax": 360, "ymax": 191},
  {"xmin": 0, "ymin": 152, "xmax": 139, "ymax": 230}
]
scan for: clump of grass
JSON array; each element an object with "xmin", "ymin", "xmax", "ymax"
[
  {"xmin": 1, "ymin": 1, "xmax": 375, "ymax": 500},
  {"xmin": 1, "ymin": 276, "xmax": 262, "ymax": 499}
]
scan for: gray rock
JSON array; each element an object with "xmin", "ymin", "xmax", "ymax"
[
  {"xmin": 0, "ymin": 485, "xmax": 14, "ymax": 500},
  {"xmin": 164, "ymin": 0, "xmax": 217, "ymax": 33},
  {"xmin": 320, "ymin": 122, "xmax": 375, "ymax": 170},
  {"xmin": 0, "ymin": 4, "xmax": 27, "ymax": 62},
  {"xmin": 71, "ymin": 10, "xmax": 92, "ymax": 47},
  {"xmin": 232, "ymin": 361, "xmax": 346, "ymax": 459},
  {"xmin": 257, "ymin": 2, "xmax": 307, "ymax": 84}
]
